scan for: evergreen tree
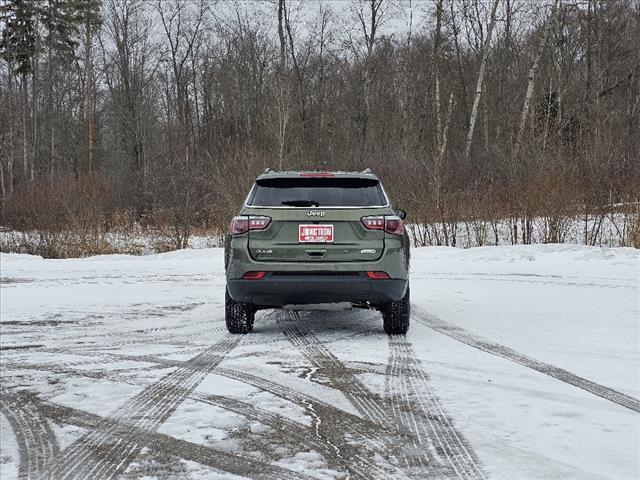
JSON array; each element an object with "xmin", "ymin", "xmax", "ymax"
[{"xmin": 0, "ymin": 0, "xmax": 38, "ymax": 74}]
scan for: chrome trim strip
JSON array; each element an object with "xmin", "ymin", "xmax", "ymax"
[{"xmin": 243, "ymin": 184, "xmax": 257, "ymax": 207}]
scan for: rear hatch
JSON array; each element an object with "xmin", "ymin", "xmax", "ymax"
[{"xmin": 245, "ymin": 175, "xmax": 388, "ymax": 262}]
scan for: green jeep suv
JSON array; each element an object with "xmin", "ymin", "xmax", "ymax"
[{"xmin": 224, "ymin": 170, "xmax": 410, "ymax": 335}]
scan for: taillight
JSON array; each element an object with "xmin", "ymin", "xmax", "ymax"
[
  {"xmin": 230, "ymin": 216, "xmax": 249, "ymax": 234},
  {"xmin": 229, "ymin": 216, "xmax": 271, "ymax": 235},
  {"xmin": 242, "ymin": 271, "xmax": 267, "ymax": 279},
  {"xmin": 248, "ymin": 216, "xmax": 271, "ymax": 230},
  {"xmin": 361, "ymin": 216, "xmax": 385, "ymax": 230},
  {"xmin": 384, "ymin": 216, "xmax": 404, "ymax": 235},
  {"xmin": 361, "ymin": 215, "xmax": 404, "ymax": 235},
  {"xmin": 366, "ymin": 271, "xmax": 390, "ymax": 279}
]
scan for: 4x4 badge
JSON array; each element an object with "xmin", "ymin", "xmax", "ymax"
[{"xmin": 306, "ymin": 211, "xmax": 325, "ymax": 217}]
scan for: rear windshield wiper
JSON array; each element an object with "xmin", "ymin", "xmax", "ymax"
[{"xmin": 281, "ymin": 200, "xmax": 320, "ymax": 207}]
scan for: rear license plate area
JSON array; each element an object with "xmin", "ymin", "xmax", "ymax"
[{"xmin": 299, "ymin": 224, "xmax": 334, "ymax": 243}]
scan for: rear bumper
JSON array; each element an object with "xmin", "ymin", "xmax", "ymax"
[{"xmin": 227, "ymin": 273, "xmax": 407, "ymax": 307}]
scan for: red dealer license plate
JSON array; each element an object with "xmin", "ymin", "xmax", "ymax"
[{"xmin": 299, "ymin": 224, "xmax": 334, "ymax": 243}]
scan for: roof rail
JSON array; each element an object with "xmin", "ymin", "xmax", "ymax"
[
  {"xmin": 263, "ymin": 167, "xmax": 272, "ymax": 173},
  {"xmin": 362, "ymin": 168, "xmax": 372, "ymax": 174}
]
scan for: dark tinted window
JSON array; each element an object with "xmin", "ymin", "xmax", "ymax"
[{"xmin": 248, "ymin": 177, "xmax": 386, "ymax": 207}]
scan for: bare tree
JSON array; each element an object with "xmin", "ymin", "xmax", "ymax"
[
  {"xmin": 0, "ymin": 0, "xmax": 638, "ymax": 253},
  {"xmin": 275, "ymin": 0, "xmax": 290, "ymax": 169},
  {"xmin": 84, "ymin": 14, "xmax": 96, "ymax": 173},
  {"xmin": 432, "ymin": 0, "xmax": 444, "ymax": 152},
  {"xmin": 352, "ymin": 0, "xmax": 386, "ymax": 157},
  {"xmin": 463, "ymin": 0, "xmax": 500, "ymax": 162},
  {"xmin": 156, "ymin": 0, "xmax": 210, "ymax": 248},
  {"xmin": 513, "ymin": 0, "xmax": 559, "ymax": 160}
]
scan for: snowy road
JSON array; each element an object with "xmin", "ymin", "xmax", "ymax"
[{"xmin": 1, "ymin": 246, "xmax": 638, "ymax": 479}]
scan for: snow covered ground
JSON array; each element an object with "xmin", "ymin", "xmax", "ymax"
[{"xmin": 0, "ymin": 245, "xmax": 638, "ymax": 479}]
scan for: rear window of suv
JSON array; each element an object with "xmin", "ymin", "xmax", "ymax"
[{"xmin": 248, "ymin": 177, "xmax": 387, "ymax": 207}]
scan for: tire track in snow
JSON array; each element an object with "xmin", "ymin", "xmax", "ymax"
[
  {"xmin": 4, "ymin": 323, "xmax": 226, "ymax": 359},
  {"xmin": 385, "ymin": 336, "xmax": 441, "ymax": 475},
  {"xmin": 1, "ymin": 353, "xmax": 402, "ymax": 478},
  {"xmin": 386, "ymin": 336, "xmax": 485, "ymax": 479},
  {"xmin": 87, "ymin": 343, "xmax": 395, "ymax": 479},
  {"xmin": 0, "ymin": 390, "xmax": 59, "ymax": 480},
  {"xmin": 7, "ymin": 347, "xmax": 385, "ymax": 464},
  {"xmin": 2, "ymin": 354, "xmax": 364, "ymax": 477},
  {"xmin": 281, "ymin": 310, "xmax": 387, "ymax": 421},
  {"xmin": 42, "ymin": 336, "xmax": 240, "ymax": 480},
  {"xmin": 28, "ymin": 399, "xmax": 315, "ymax": 480},
  {"xmin": 2, "ymin": 362, "xmax": 107, "ymax": 380},
  {"xmin": 194, "ymin": 393, "xmax": 343, "ymax": 463},
  {"xmin": 22, "ymin": 273, "xmax": 216, "ymax": 288},
  {"xmin": 57, "ymin": 341, "xmax": 395, "ymax": 479},
  {"xmin": 48, "ymin": 319, "xmax": 224, "ymax": 350},
  {"xmin": 278, "ymin": 310, "xmax": 484, "ymax": 478},
  {"xmin": 194, "ymin": 392, "xmax": 386, "ymax": 480},
  {"xmin": 279, "ymin": 310, "xmax": 445, "ymax": 478},
  {"xmin": 213, "ymin": 366, "xmax": 400, "ymax": 479},
  {"xmin": 412, "ymin": 305, "xmax": 640, "ymax": 414},
  {"xmin": 10, "ymin": 305, "xmax": 222, "ymax": 353}
]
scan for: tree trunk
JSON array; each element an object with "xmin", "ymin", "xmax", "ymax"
[
  {"xmin": 85, "ymin": 21, "xmax": 95, "ymax": 173},
  {"xmin": 276, "ymin": 0, "xmax": 288, "ymax": 168},
  {"xmin": 513, "ymin": 0, "xmax": 559, "ymax": 159},
  {"xmin": 48, "ymin": 31, "xmax": 54, "ymax": 186},
  {"xmin": 482, "ymin": 88, "xmax": 489, "ymax": 154},
  {"xmin": 357, "ymin": 0, "xmax": 383, "ymax": 161},
  {"xmin": 440, "ymin": 93, "xmax": 455, "ymax": 161},
  {"xmin": 433, "ymin": 0, "xmax": 444, "ymax": 152},
  {"xmin": 50, "ymin": 115, "xmax": 55, "ymax": 186},
  {"xmin": 316, "ymin": 8, "xmax": 329, "ymax": 163},
  {"xmin": 277, "ymin": 0, "xmax": 286, "ymax": 72},
  {"xmin": 6, "ymin": 64, "xmax": 14, "ymax": 196},
  {"xmin": 0, "ymin": 156, "xmax": 5, "ymax": 205},
  {"xmin": 32, "ymin": 22, "xmax": 40, "ymax": 182},
  {"xmin": 21, "ymin": 73, "xmax": 28, "ymax": 178},
  {"xmin": 450, "ymin": 1, "xmax": 469, "ymax": 118},
  {"xmin": 463, "ymin": 0, "xmax": 500, "ymax": 163},
  {"xmin": 8, "ymin": 118, "xmax": 14, "ymax": 198}
]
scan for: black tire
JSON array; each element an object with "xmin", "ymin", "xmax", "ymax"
[
  {"xmin": 225, "ymin": 287, "xmax": 255, "ymax": 334},
  {"xmin": 381, "ymin": 285, "xmax": 410, "ymax": 334}
]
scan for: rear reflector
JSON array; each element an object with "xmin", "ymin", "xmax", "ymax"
[
  {"xmin": 242, "ymin": 271, "xmax": 267, "ymax": 279},
  {"xmin": 366, "ymin": 271, "xmax": 390, "ymax": 279}
]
